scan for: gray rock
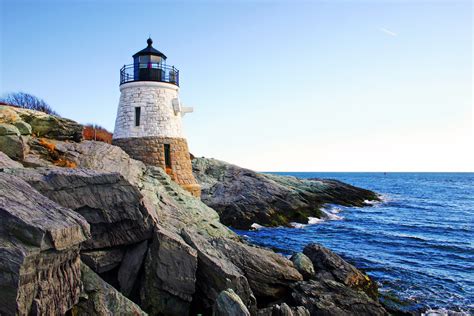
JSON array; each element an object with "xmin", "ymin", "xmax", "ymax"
[
  {"xmin": 118, "ymin": 240, "xmax": 148, "ymax": 296},
  {"xmin": 57, "ymin": 140, "xmax": 146, "ymax": 186},
  {"xmin": 211, "ymin": 238, "xmax": 303, "ymax": 300},
  {"xmin": 141, "ymin": 227, "xmax": 198, "ymax": 316},
  {"xmin": 291, "ymin": 279, "xmax": 387, "ymax": 316},
  {"xmin": 0, "ymin": 134, "xmax": 28, "ymax": 160},
  {"xmin": 0, "ymin": 173, "xmax": 90, "ymax": 250},
  {"xmin": 13, "ymin": 120, "xmax": 32, "ymax": 135},
  {"xmin": 192, "ymin": 157, "xmax": 380, "ymax": 229},
  {"xmin": 141, "ymin": 166, "xmax": 235, "ymax": 239},
  {"xmin": 0, "ymin": 105, "xmax": 83, "ymax": 141},
  {"xmin": 8, "ymin": 167, "xmax": 154, "ymax": 250},
  {"xmin": 81, "ymin": 248, "xmax": 125, "ymax": 273},
  {"xmin": 181, "ymin": 229, "xmax": 256, "ymax": 312},
  {"xmin": 303, "ymin": 243, "xmax": 378, "ymax": 299},
  {"xmin": 0, "ymin": 173, "xmax": 90, "ymax": 315},
  {"xmin": 73, "ymin": 262, "xmax": 147, "ymax": 315},
  {"xmin": 0, "ymin": 123, "xmax": 20, "ymax": 135},
  {"xmin": 290, "ymin": 252, "xmax": 315, "ymax": 280},
  {"xmin": 212, "ymin": 289, "xmax": 251, "ymax": 316},
  {"xmin": 0, "ymin": 151, "xmax": 23, "ymax": 168}
]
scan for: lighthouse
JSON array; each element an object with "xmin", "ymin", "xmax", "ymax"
[{"xmin": 112, "ymin": 38, "xmax": 201, "ymax": 197}]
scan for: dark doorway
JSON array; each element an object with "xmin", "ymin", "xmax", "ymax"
[
  {"xmin": 164, "ymin": 144, "xmax": 172, "ymax": 169},
  {"xmin": 135, "ymin": 107, "xmax": 141, "ymax": 126}
]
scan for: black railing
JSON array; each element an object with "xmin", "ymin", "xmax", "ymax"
[{"xmin": 120, "ymin": 63, "xmax": 179, "ymax": 86}]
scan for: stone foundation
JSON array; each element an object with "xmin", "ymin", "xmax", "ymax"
[{"xmin": 112, "ymin": 137, "xmax": 201, "ymax": 197}]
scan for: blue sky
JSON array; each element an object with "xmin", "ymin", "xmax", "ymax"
[{"xmin": 1, "ymin": 0, "xmax": 472, "ymax": 171}]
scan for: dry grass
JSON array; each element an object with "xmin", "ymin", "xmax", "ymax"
[{"xmin": 83, "ymin": 125, "xmax": 113, "ymax": 144}]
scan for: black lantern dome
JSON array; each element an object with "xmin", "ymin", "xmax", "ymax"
[
  {"xmin": 120, "ymin": 38, "xmax": 179, "ymax": 86},
  {"xmin": 132, "ymin": 37, "xmax": 167, "ymax": 60}
]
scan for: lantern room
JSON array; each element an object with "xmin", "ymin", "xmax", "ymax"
[{"xmin": 120, "ymin": 38, "xmax": 179, "ymax": 86}]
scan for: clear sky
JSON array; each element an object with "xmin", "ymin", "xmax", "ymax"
[{"xmin": 1, "ymin": 0, "xmax": 472, "ymax": 171}]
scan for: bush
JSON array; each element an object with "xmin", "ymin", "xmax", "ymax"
[
  {"xmin": 83, "ymin": 124, "xmax": 113, "ymax": 144},
  {"xmin": 0, "ymin": 92, "xmax": 59, "ymax": 116}
]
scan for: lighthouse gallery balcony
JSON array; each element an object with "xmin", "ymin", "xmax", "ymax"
[{"xmin": 120, "ymin": 63, "xmax": 180, "ymax": 86}]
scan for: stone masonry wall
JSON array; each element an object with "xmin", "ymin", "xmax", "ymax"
[
  {"xmin": 113, "ymin": 81, "xmax": 184, "ymax": 139},
  {"xmin": 112, "ymin": 136, "xmax": 201, "ymax": 197}
]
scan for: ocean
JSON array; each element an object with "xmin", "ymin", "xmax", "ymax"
[{"xmin": 234, "ymin": 172, "xmax": 474, "ymax": 314}]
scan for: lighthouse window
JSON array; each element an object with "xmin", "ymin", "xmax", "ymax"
[
  {"xmin": 164, "ymin": 144, "xmax": 172, "ymax": 168},
  {"xmin": 135, "ymin": 107, "xmax": 141, "ymax": 126}
]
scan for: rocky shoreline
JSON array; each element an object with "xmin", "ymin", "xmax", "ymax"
[
  {"xmin": 193, "ymin": 157, "xmax": 380, "ymax": 229},
  {"xmin": 0, "ymin": 105, "xmax": 389, "ymax": 315}
]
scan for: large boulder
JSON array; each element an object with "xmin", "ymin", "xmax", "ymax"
[
  {"xmin": 290, "ymin": 252, "xmax": 316, "ymax": 280},
  {"xmin": 57, "ymin": 140, "xmax": 146, "ymax": 186},
  {"xmin": 0, "ymin": 132, "xmax": 28, "ymax": 160},
  {"xmin": 72, "ymin": 263, "xmax": 147, "ymax": 315},
  {"xmin": 0, "ymin": 122, "xmax": 21, "ymax": 135},
  {"xmin": 141, "ymin": 227, "xmax": 198, "ymax": 316},
  {"xmin": 192, "ymin": 157, "xmax": 379, "ymax": 229},
  {"xmin": 6, "ymin": 167, "xmax": 154, "ymax": 250},
  {"xmin": 212, "ymin": 289, "xmax": 251, "ymax": 316},
  {"xmin": 181, "ymin": 229, "xmax": 256, "ymax": 312},
  {"xmin": 291, "ymin": 280, "xmax": 387, "ymax": 316},
  {"xmin": 0, "ymin": 173, "xmax": 90, "ymax": 315},
  {"xmin": 303, "ymin": 243, "xmax": 378, "ymax": 299},
  {"xmin": 211, "ymin": 238, "xmax": 303, "ymax": 301}
]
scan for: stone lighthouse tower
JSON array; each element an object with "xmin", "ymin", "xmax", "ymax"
[{"xmin": 113, "ymin": 38, "xmax": 201, "ymax": 197}]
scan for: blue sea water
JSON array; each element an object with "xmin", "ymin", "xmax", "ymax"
[{"xmin": 234, "ymin": 172, "xmax": 474, "ymax": 314}]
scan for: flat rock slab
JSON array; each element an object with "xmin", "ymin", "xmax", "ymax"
[
  {"xmin": 211, "ymin": 238, "xmax": 303, "ymax": 301},
  {"xmin": 7, "ymin": 167, "xmax": 154, "ymax": 250},
  {"xmin": 0, "ymin": 172, "xmax": 90, "ymax": 251}
]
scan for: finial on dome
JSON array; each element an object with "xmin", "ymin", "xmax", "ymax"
[{"xmin": 147, "ymin": 37, "xmax": 153, "ymax": 47}]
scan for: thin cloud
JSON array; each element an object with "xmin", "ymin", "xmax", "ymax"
[{"xmin": 380, "ymin": 27, "xmax": 398, "ymax": 37}]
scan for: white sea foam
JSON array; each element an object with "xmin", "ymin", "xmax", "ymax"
[
  {"xmin": 422, "ymin": 308, "xmax": 470, "ymax": 316},
  {"xmin": 364, "ymin": 199, "xmax": 380, "ymax": 205},
  {"xmin": 289, "ymin": 222, "xmax": 308, "ymax": 228},
  {"xmin": 250, "ymin": 223, "xmax": 264, "ymax": 230},
  {"xmin": 321, "ymin": 205, "xmax": 344, "ymax": 221},
  {"xmin": 308, "ymin": 217, "xmax": 324, "ymax": 224},
  {"xmin": 290, "ymin": 206, "xmax": 346, "ymax": 227},
  {"xmin": 363, "ymin": 193, "xmax": 393, "ymax": 206}
]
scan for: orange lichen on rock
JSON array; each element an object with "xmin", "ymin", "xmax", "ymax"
[
  {"xmin": 54, "ymin": 158, "xmax": 77, "ymax": 168},
  {"xmin": 37, "ymin": 138, "xmax": 77, "ymax": 168},
  {"xmin": 38, "ymin": 138, "xmax": 56, "ymax": 152}
]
